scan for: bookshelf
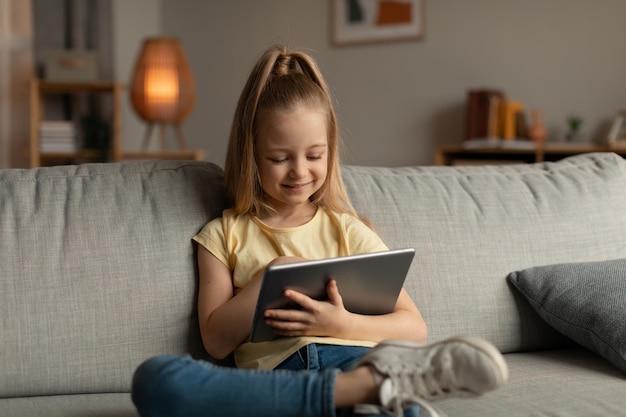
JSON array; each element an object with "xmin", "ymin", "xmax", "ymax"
[
  {"xmin": 435, "ymin": 143, "xmax": 626, "ymax": 166},
  {"xmin": 30, "ymin": 79, "xmax": 122, "ymax": 167}
]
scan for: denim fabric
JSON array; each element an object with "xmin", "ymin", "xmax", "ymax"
[
  {"xmin": 277, "ymin": 344, "xmax": 420, "ymax": 417},
  {"xmin": 276, "ymin": 344, "xmax": 370, "ymax": 372},
  {"xmin": 131, "ymin": 344, "xmax": 419, "ymax": 417}
]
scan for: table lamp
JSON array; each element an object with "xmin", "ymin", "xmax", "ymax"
[{"xmin": 130, "ymin": 37, "xmax": 195, "ymax": 150}]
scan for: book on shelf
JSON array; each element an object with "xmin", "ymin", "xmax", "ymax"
[
  {"xmin": 39, "ymin": 120, "xmax": 77, "ymax": 152},
  {"xmin": 463, "ymin": 88, "xmax": 535, "ymax": 150},
  {"xmin": 465, "ymin": 89, "xmax": 505, "ymax": 141},
  {"xmin": 40, "ymin": 120, "xmax": 75, "ymax": 132},
  {"xmin": 40, "ymin": 143, "xmax": 78, "ymax": 152}
]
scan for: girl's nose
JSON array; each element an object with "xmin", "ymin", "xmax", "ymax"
[{"xmin": 289, "ymin": 159, "xmax": 306, "ymax": 178}]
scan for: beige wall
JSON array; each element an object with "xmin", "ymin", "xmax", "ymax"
[{"xmin": 124, "ymin": 1, "xmax": 626, "ymax": 167}]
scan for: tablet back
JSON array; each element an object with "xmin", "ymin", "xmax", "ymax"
[{"xmin": 250, "ymin": 248, "xmax": 415, "ymax": 342}]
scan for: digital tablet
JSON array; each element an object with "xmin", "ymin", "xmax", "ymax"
[{"xmin": 249, "ymin": 248, "xmax": 415, "ymax": 343}]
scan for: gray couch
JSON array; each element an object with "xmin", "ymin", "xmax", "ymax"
[{"xmin": 2, "ymin": 152, "xmax": 625, "ymax": 417}]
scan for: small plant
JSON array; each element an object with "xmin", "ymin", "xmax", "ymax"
[
  {"xmin": 566, "ymin": 115, "xmax": 583, "ymax": 141},
  {"xmin": 567, "ymin": 115, "xmax": 583, "ymax": 133}
]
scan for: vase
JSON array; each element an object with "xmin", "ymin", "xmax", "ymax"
[{"xmin": 528, "ymin": 110, "xmax": 547, "ymax": 145}]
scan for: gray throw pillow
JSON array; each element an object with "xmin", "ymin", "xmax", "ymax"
[{"xmin": 508, "ymin": 258, "xmax": 626, "ymax": 373}]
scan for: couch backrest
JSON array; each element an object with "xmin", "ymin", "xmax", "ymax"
[
  {"xmin": 0, "ymin": 161, "xmax": 227, "ymax": 398},
  {"xmin": 3, "ymin": 153, "xmax": 626, "ymax": 398},
  {"xmin": 342, "ymin": 153, "xmax": 626, "ymax": 353}
]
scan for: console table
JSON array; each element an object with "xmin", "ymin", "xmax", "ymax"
[{"xmin": 435, "ymin": 143, "xmax": 626, "ymax": 166}]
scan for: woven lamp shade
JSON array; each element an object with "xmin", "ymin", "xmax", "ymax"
[{"xmin": 130, "ymin": 37, "xmax": 195, "ymax": 149}]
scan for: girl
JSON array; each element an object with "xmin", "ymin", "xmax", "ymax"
[{"xmin": 131, "ymin": 45, "xmax": 508, "ymax": 417}]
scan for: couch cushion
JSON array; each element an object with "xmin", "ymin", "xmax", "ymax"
[
  {"xmin": 0, "ymin": 393, "xmax": 136, "ymax": 417},
  {"xmin": 438, "ymin": 348, "xmax": 626, "ymax": 417},
  {"xmin": 508, "ymin": 258, "xmax": 626, "ymax": 373},
  {"xmin": 342, "ymin": 153, "xmax": 626, "ymax": 352},
  {"xmin": 0, "ymin": 161, "xmax": 226, "ymax": 398}
]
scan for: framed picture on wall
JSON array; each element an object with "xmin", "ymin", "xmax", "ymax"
[
  {"xmin": 607, "ymin": 110, "xmax": 626, "ymax": 148},
  {"xmin": 331, "ymin": 0, "xmax": 426, "ymax": 45}
]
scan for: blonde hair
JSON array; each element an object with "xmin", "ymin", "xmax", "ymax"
[{"xmin": 224, "ymin": 45, "xmax": 363, "ymax": 221}]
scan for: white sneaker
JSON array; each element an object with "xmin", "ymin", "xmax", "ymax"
[{"xmin": 355, "ymin": 335, "xmax": 509, "ymax": 417}]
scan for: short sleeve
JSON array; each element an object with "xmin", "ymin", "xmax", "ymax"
[
  {"xmin": 343, "ymin": 214, "xmax": 389, "ymax": 254},
  {"xmin": 192, "ymin": 216, "xmax": 231, "ymax": 268}
]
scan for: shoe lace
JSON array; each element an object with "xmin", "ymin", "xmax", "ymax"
[{"xmin": 385, "ymin": 352, "xmax": 459, "ymax": 417}]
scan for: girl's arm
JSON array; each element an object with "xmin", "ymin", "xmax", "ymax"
[
  {"xmin": 197, "ymin": 246, "xmax": 263, "ymax": 359},
  {"xmin": 197, "ymin": 247, "xmax": 310, "ymax": 359},
  {"xmin": 264, "ymin": 282, "xmax": 428, "ymax": 344}
]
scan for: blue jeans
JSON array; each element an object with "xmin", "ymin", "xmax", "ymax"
[{"xmin": 131, "ymin": 344, "xmax": 420, "ymax": 417}]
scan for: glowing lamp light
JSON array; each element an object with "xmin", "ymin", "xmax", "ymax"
[{"xmin": 130, "ymin": 37, "xmax": 195, "ymax": 150}]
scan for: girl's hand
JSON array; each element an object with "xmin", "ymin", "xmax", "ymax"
[{"xmin": 263, "ymin": 279, "xmax": 351, "ymax": 338}]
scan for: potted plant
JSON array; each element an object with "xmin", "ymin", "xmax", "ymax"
[{"xmin": 566, "ymin": 115, "xmax": 583, "ymax": 142}]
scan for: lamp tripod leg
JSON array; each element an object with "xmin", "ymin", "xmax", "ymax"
[
  {"xmin": 142, "ymin": 124, "xmax": 154, "ymax": 150},
  {"xmin": 159, "ymin": 124, "xmax": 167, "ymax": 150},
  {"xmin": 175, "ymin": 124, "xmax": 188, "ymax": 149}
]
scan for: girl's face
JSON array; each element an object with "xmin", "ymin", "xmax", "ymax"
[{"xmin": 255, "ymin": 106, "xmax": 329, "ymax": 215}]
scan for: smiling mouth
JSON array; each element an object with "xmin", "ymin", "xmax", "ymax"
[{"xmin": 283, "ymin": 182, "xmax": 312, "ymax": 191}]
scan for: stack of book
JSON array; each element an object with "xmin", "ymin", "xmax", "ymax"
[
  {"xmin": 463, "ymin": 89, "xmax": 535, "ymax": 150},
  {"xmin": 39, "ymin": 121, "xmax": 77, "ymax": 153}
]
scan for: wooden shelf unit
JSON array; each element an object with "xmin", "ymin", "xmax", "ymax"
[
  {"xmin": 435, "ymin": 143, "xmax": 626, "ymax": 166},
  {"xmin": 30, "ymin": 79, "xmax": 123, "ymax": 167},
  {"xmin": 29, "ymin": 79, "xmax": 205, "ymax": 167}
]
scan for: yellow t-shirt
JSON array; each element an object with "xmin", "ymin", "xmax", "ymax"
[{"xmin": 193, "ymin": 207, "xmax": 389, "ymax": 370}]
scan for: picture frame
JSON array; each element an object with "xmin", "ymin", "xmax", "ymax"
[
  {"xmin": 331, "ymin": 0, "xmax": 426, "ymax": 46},
  {"xmin": 606, "ymin": 110, "xmax": 626, "ymax": 147}
]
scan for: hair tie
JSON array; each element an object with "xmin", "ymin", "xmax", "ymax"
[{"xmin": 273, "ymin": 54, "xmax": 293, "ymax": 76}]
